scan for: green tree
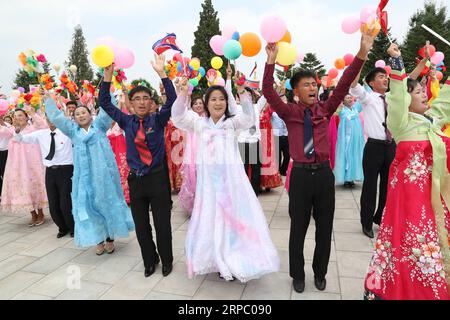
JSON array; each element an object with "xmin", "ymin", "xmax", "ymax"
[
  {"xmin": 360, "ymin": 29, "xmax": 397, "ymax": 82},
  {"xmin": 191, "ymin": 0, "xmax": 226, "ymax": 93},
  {"xmin": 131, "ymin": 79, "xmax": 161, "ymax": 104},
  {"xmin": 13, "ymin": 62, "xmax": 52, "ymax": 91},
  {"xmin": 275, "ymin": 53, "xmax": 326, "ymax": 82},
  {"xmin": 65, "ymin": 25, "xmax": 94, "ymax": 87},
  {"xmin": 401, "ymin": 2, "xmax": 450, "ymax": 79}
]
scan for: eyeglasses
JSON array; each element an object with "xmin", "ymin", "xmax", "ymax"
[{"xmin": 131, "ymin": 96, "xmax": 151, "ymax": 102}]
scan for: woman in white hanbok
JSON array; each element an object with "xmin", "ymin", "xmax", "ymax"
[{"xmin": 172, "ymin": 77, "xmax": 279, "ymax": 282}]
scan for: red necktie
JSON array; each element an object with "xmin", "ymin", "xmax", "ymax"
[{"xmin": 135, "ymin": 118, "xmax": 153, "ymax": 166}]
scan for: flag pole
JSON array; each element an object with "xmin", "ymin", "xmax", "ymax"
[{"xmin": 421, "ymin": 24, "xmax": 450, "ymax": 47}]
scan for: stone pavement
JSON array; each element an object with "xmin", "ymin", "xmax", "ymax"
[{"xmin": 0, "ymin": 181, "xmax": 376, "ymax": 300}]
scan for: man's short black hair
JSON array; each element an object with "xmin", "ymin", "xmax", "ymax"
[
  {"xmin": 291, "ymin": 69, "xmax": 316, "ymax": 89},
  {"xmin": 66, "ymin": 100, "xmax": 77, "ymax": 107},
  {"xmin": 365, "ymin": 68, "xmax": 387, "ymax": 89},
  {"xmin": 129, "ymin": 86, "xmax": 153, "ymax": 100}
]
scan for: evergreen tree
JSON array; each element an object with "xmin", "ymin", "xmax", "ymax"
[
  {"xmin": 401, "ymin": 2, "xmax": 450, "ymax": 79},
  {"xmin": 65, "ymin": 25, "xmax": 94, "ymax": 87},
  {"xmin": 191, "ymin": 0, "xmax": 225, "ymax": 93},
  {"xmin": 275, "ymin": 53, "xmax": 326, "ymax": 82},
  {"xmin": 360, "ymin": 29, "xmax": 396, "ymax": 83},
  {"xmin": 13, "ymin": 62, "xmax": 51, "ymax": 91}
]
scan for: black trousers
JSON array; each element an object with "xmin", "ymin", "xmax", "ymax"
[
  {"xmin": 239, "ymin": 142, "xmax": 261, "ymax": 196},
  {"xmin": 128, "ymin": 167, "xmax": 173, "ymax": 269},
  {"xmin": 276, "ymin": 136, "xmax": 290, "ymax": 175},
  {"xmin": 288, "ymin": 164, "xmax": 335, "ymax": 281},
  {"xmin": 0, "ymin": 150, "xmax": 7, "ymax": 196},
  {"xmin": 45, "ymin": 165, "xmax": 74, "ymax": 233},
  {"xmin": 360, "ymin": 139, "xmax": 396, "ymax": 230}
]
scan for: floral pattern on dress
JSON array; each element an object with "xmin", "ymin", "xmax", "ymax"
[
  {"xmin": 402, "ymin": 147, "xmax": 433, "ymax": 192},
  {"xmin": 400, "ymin": 206, "xmax": 446, "ymax": 299},
  {"xmin": 390, "ymin": 160, "xmax": 399, "ymax": 189},
  {"xmin": 366, "ymin": 225, "xmax": 399, "ymax": 294}
]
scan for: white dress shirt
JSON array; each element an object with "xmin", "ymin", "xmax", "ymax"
[
  {"xmin": 237, "ymin": 96, "xmax": 267, "ymax": 144},
  {"xmin": 350, "ymin": 84, "xmax": 388, "ymax": 140},
  {"xmin": 14, "ymin": 128, "xmax": 73, "ymax": 167}
]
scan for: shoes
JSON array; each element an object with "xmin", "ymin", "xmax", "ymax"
[
  {"xmin": 35, "ymin": 212, "xmax": 45, "ymax": 226},
  {"xmin": 314, "ymin": 277, "xmax": 327, "ymax": 291},
  {"xmin": 28, "ymin": 213, "xmax": 38, "ymax": 227},
  {"xmin": 344, "ymin": 182, "xmax": 355, "ymax": 189},
  {"xmin": 362, "ymin": 227, "xmax": 374, "ymax": 239},
  {"xmin": 293, "ymin": 279, "xmax": 305, "ymax": 293},
  {"xmin": 162, "ymin": 264, "xmax": 173, "ymax": 277},
  {"xmin": 217, "ymin": 273, "xmax": 236, "ymax": 281},
  {"xmin": 96, "ymin": 243, "xmax": 105, "ymax": 256},
  {"xmin": 70, "ymin": 232, "xmax": 74, "ymax": 238},
  {"xmin": 56, "ymin": 231, "xmax": 68, "ymax": 239},
  {"xmin": 105, "ymin": 241, "xmax": 115, "ymax": 254},
  {"xmin": 145, "ymin": 265, "xmax": 156, "ymax": 278}
]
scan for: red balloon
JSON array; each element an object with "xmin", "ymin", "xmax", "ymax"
[
  {"xmin": 436, "ymin": 71, "xmax": 443, "ymax": 81},
  {"xmin": 328, "ymin": 68, "xmax": 339, "ymax": 79},
  {"xmin": 173, "ymin": 53, "xmax": 183, "ymax": 62},
  {"xmin": 384, "ymin": 65, "xmax": 392, "ymax": 75}
]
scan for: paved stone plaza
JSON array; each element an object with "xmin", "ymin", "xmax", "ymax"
[{"xmin": 0, "ymin": 181, "xmax": 376, "ymax": 300}]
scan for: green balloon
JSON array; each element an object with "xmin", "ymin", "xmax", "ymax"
[
  {"xmin": 189, "ymin": 78, "xmax": 199, "ymax": 87},
  {"xmin": 223, "ymin": 40, "xmax": 242, "ymax": 60}
]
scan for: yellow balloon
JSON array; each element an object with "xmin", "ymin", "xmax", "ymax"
[
  {"xmin": 92, "ymin": 45, "xmax": 115, "ymax": 68},
  {"xmin": 276, "ymin": 42, "xmax": 297, "ymax": 66},
  {"xmin": 190, "ymin": 58, "xmax": 201, "ymax": 70},
  {"xmin": 211, "ymin": 57, "xmax": 223, "ymax": 70},
  {"xmin": 216, "ymin": 71, "xmax": 222, "ymax": 79},
  {"xmin": 197, "ymin": 75, "xmax": 202, "ymax": 80}
]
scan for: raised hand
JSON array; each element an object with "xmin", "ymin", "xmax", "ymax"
[
  {"xmin": 24, "ymin": 105, "xmax": 35, "ymax": 116},
  {"xmin": 104, "ymin": 64, "xmax": 114, "ymax": 82},
  {"xmin": 424, "ymin": 41, "xmax": 431, "ymax": 60},
  {"xmin": 178, "ymin": 77, "xmax": 189, "ymax": 95},
  {"xmin": 151, "ymin": 54, "xmax": 167, "ymax": 78},
  {"xmin": 265, "ymin": 43, "xmax": 279, "ymax": 64},
  {"xmin": 387, "ymin": 43, "xmax": 401, "ymax": 58},
  {"xmin": 357, "ymin": 32, "xmax": 375, "ymax": 60},
  {"xmin": 226, "ymin": 62, "xmax": 233, "ymax": 79}
]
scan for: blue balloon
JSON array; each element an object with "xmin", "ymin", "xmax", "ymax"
[
  {"xmin": 177, "ymin": 62, "xmax": 182, "ymax": 72},
  {"xmin": 198, "ymin": 67, "xmax": 206, "ymax": 77},
  {"xmin": 285, "ymin": 79, "xmax": 292, "ymax": 91},
  {"xmin": 232, "ymin": 31, "xmax": 240, "ymax": 41}
]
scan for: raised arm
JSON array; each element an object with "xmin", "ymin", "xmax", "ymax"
[
  {"xmin": 324, "ymin": 33, "xmax": 373, "ymax": 116},
  {"xmin": 429, "ymin": 78, "xmax": 450, "ymax": 124},
  {"xmin": 262, "ymin": 43, "xmax": 294, "ymax": 119},
  {"xmin": 171, "ymin": 77, "xmax": 199, "ymax": 132},
  {"xmin": 225, "ymin": 63, "xmax": 238, "ymax": 115},
  {"xmin": 14, "ymin": 130, "xmax": 40, "ymax": 145},
  {"xmin": 94, "ymin": 95, "xmax": 116, "ymax": 133},
  {"xmin": 409, "ymin": 41, "xmax": 432, "ymax": 81},
  {"xmin": 386, "ymin": 44, "xmax": 410, "ymax": 138},
  {"xmin": 44, "ymin": 96, "xmax": 77, "ymax": 139}
]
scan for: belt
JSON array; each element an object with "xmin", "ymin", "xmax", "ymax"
[
  {"xmin": 47, "ymin": 165, "xmax": 73, "ymax": 170},
  {"xmin": 293, "ymin": 161, "xmax": 330, "ymax": 170},
  {"xmin": 367, "ymin": 138, "xmax": 394, "ymax": 145},
  {"xmin": 130, "ymin": 164, "xmax": 164, "ymax": 177}
]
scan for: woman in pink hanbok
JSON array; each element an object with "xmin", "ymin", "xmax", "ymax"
[{"xmin": 0, "ymin": 107, "xmax": 48, "ymax": 226}]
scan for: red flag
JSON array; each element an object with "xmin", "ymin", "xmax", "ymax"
[{"xmin": 377, "ymin": 0, "xmax": 389, "ymax": 35}]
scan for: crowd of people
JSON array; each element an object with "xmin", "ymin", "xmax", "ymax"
[{"xmin": 0, "ymin": 26, "xmax": 449, "ymax": 300}]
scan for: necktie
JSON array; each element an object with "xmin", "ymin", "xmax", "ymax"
[
  {"xmin": 304, "ymin": 108, "xmax": 315, "ymax": 159},
  {"xmin": 380, "ymin": 95, "xmax": 392, "ymax": 143},
  {"xmin": 134, "ymin": 118, "xmax": 153, "ymax": 166},
  {"xmin": 45, "ymin": 132, "xmax": 56, "ymax": 161}
]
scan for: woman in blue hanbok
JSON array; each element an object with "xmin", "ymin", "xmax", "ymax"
[
  {"xmin": 334, "ymin": 94, "xmax": 365, "ymax": 187},
  {"xmin": 43, "ymin": 92, "xmax": 135, "ymax": 255}
]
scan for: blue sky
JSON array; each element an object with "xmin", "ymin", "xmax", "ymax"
[{"xmin": 0, "ymin": 0, "xmax": 445, "ymax": 93}]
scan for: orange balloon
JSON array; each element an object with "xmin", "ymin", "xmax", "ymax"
[
  {"xmin": 239, "ymin": 32, "xmax": 262, "ymax": 57},
  {"xmin": 335, "ymin": 58, "xmax": 346, "ymax": 70},
  {"xmin": 279, "ymin": 30, "xmax": 292, "ymax": 43}
]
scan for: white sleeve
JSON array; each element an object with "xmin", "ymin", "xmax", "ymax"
[
  {"xmin": 349, "ymin": 84, "xmax": 370, "ymax": 105},
  {"xmin": 226, "ymin": 79, "xmax": 238, "ymax": 115},
  {"xmin": 171, "ymin": 94, "xmax": 200, "ymax": 132},
  {"xmin": 14, "ymin": 131, "xmax": 40, "ymax": 145},
  {"xmin": 232, "ymin": 92, "xmax": 254, "ymax": 130}
]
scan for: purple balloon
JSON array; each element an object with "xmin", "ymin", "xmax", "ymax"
[{"xmin": 18, "ymin": 87, "xmax": 25, "ymax": 93}]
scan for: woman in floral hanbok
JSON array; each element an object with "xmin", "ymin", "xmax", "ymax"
[{"xmin": 364, "ymin": 44, "xmax": 450, "ymax": 300}]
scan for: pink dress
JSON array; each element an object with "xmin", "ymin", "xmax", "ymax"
[
  {"xmin": 0, "ymin": 115, "xmax": 48, "ymax": 214},
  {"xmin": 178, "ymin": 131, "xmax": 198, "ymax": 214},
  {"xmin": 107, "ymin": 123, "xmax": 130, "ymax": 204}
]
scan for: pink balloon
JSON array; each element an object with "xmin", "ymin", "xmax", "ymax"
[
  {"xmin": 173, "ymin": 53, "xmax": 183, "ymax": 62},
  {"xmin": 260, "ymin": 15, "xmax": 287, "ymax": 43},
  {"xmin": 384, "ymin": 66, "xmax": 392, "ymax": 75},
  {"xmin": 96, "ymin": 36, "xmax": 120, "ymax": 54},
  {"xmin": 207, "ymin": 69, "xmax": 217, "ymax": 79},
  {"xmin": 296, "ymin": 53, "xmax": 305, "ymax": 63},
  {"xmin": 114, "ymin": 48, "xmax": 135, "ymax": 69},
  {"xmin": 221, "ymin": 25, "xmax": 237, "ymax": 40},
  {"xmin": 215, "ymin": 77, "xmax": 225, "ymax": 87},
  {"xmin": 431, "ymin": 51, "xmax": 445, "ymax": 65},
  {"xmin": 342, "ymin": 16, "xmax": 361, "ymax": 34},
  {"xmin": 343, "ymin": 53, "xmax": 354, "ymax": 66},
  {"xmin": 375, "ymin": 60, "xmax": 386, "ymax": 68},
  {"xmin": 210, "ymin": 35, "xmax": 227, "ymax": 56},
  {"xmin": 360, "ymin": 5, "xmax": 377, "ymax": 23}
]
